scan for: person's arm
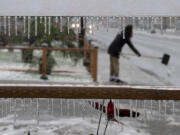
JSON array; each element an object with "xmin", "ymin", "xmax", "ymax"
[{"xmin": 126, "ymin": 39, "xmax": 141, "ymax": 56}]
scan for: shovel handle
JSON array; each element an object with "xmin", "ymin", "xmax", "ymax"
[{"xmin": 121, "ymin": 53, "xmax": 162, "ymax": 59}]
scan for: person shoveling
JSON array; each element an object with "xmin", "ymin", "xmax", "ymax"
[
  {"xmin": 108, "ymin": 25, "xmax": 170, "ymax": 83},
  {"xmin": 108, "ymin": 25, "xmax": 141, "ymax": 83}
]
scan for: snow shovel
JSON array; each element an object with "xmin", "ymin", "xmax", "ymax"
[{"xmin": 121, "ymin": 53, "xmax": 170, "ymax": 65}]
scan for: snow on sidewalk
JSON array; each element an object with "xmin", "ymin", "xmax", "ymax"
[
  {"xmin": 97, "ymin": 49, "xmax": 167, "ymax": 85},
  {"xmin": 88, "ymin": 28, "xmax": 179, "ymax": 86}
]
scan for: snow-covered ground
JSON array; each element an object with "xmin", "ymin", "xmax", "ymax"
[{"xmin": 88, "ymin": 27, "xmax": 180, "ymax": 86}]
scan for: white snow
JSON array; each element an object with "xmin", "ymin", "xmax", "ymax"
[
  {"xmin": 0, "ymin": 117, "xmax": 150, "ymax": 135},
  {"xmin": 87, "ymin": 27, "xmax": 180, "ymax": 86},
  {"xmin": 0, "ymin": 0, "xmax": 180, "ymax": 16}
]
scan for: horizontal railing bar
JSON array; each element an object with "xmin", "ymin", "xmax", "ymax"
[
  {"xmin": 0, "ymin": 46, "xmax": 42, "ymax": 50},
  {"xmin": 0, "ymin": 46, "xmax": 93, "ymax": 51},
  {"xmin": 0, "ymin": 85, "xmax": 180, "ymax": 100},
  {"xmin": 0, "ymin": 68, "xmax": 85, "ymax": 73}
]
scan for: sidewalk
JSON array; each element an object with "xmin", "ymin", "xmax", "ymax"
[{"xmin": 97, "ymin": 48, "xmax": 169, "ymax": 86}]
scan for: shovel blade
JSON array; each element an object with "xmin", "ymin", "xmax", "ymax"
[{"xmin": 162, "ymin": 54, "xmax": 170, "ymax": 65}]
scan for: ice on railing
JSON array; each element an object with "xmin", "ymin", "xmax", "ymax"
[{"xmin": 0, "ymin": 98, "xmax": 180, "ymax": 135}]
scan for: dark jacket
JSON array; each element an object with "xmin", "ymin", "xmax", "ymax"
[{"xmin": 108, "ymin": 25, "xmax": 141, "ymax": 58}]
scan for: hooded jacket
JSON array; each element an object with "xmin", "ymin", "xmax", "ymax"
[{"xmin": 108, "ymin": 25, "xmax": 141, "ymax": 58}]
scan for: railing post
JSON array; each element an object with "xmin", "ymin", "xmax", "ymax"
[
  {"xmin": 90, "ymin": 46, "xmax": 98, "ymax": 82},
  {"xmin": 93, "ymin": 47, "xmax": 98, "ymax": 82},
  {"xmin": 40, "ymin": 47, "xmax": 48, "ymax": 80}
]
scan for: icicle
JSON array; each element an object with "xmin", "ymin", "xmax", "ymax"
[
  {"xmin": 73, "ymin": 99, "xmax": 76, "ymax": 117},
  {"xmin": 0, "ymin": 17, "xmax": 1, "ymax": 33},
  {"xmin": 75, "ymin": 17, "xmax": 78, "ymax": 33},
  {"xmin": 44, "ymin": 16, "xmax": 47, "ymax": 34},
  {"xmin": 129, "ymin": 100, "xmax": 132, "ymax": 118},
  {"xmin": 149, "ymin": 16, "xmax": 151, "ymax": 31},
  {"xmin": 133, "ymin": 16, "xmax": 135, "ymax": 29},
  {"xmin": 175, "ymin": 17, "xmax": 177, "ymax": 31},
  {"xmin": 169, "ymin": 16, "xmax": 172, "ymax": 29},
  {"xmin": 78, "ymin": 17, "xmax": 81, "ymax": 33},
  {"xmin": 40, "ymin": 16, "xmax": 42, "ymax": 23},
  {"xmin": 9, "ymin": 99, "xmax": 11, "ymax": 114},
  {"xmin": 142, "ymin": 17, "xmax": 145, "ymax": 31},
  {"xmin": 106, "ymin": 17, "xmax": 109, "ymax": 32},
  {"xmin": 0, "ymin": 16, "xmax": 2, "ymax": 33},
  {"xmin": 164, "ymin": 100, "xmax": 167, "ymax": 118},
  {"xmin": 158, "ymin": 100, "xmax": 161, "ymax": 120},
  {"xmin": 119, "ymin": 17, "xmax": 122, "ymax": 32},
  {"xmin": 4, "ymin": 16, "xmax": 7, "ymax": 35},
  {"xmin": 51, "ymin": 99, "xmax": 54, "ymax": 115},
  {"xmin": 59, "ymin": 99, "xmax": 61, "ymax": 116},
  {"xmin": 91, "ymin": 17, "xmax": 94, "ymax": 35},
  {"xmin": 96, "ymin": 16, "xmax": 99, "ymax": 30},
  {"xmin": 81, "ymin": 100, "xmax": 86, "ymax": 119},
  {"xmin": 28, "ymin": 16, "xmax": 31, "ymax": 39},
  {"xmin": 143, "ymin": 100, "xmax": 147, "ymax": 119},
  {"xmin": 150, "ymin": 100, "xmax": 153, "ymax": 115},
  {"xmin": 151, "ymin": 17, "xmax": 154, "ymax": 31},
  {"xmin": 122, "ymin": 17, "xmax": 125, "ymax": 39},
  {"xmin": 24, "ymin": 99, "xmax": 26, "ymax": 112},
  {"xmin": 75, "ymin": 17, "xmax": 79, "ymax": 33},
  {"xmin": 15, "ymin": 16, "xmax": 18, "ymax": 36},
  {"xmin": 147, "ymin": 17, "xmax": 149, "ymax": 31},
  {"xmin": 4, "ymin": 100, "xmax": 7, "ymax": 116},
  {"xmin": 60, "ymin": 16, "xmax": 63, "ymax": 32},
  {"xmin": 48, "ymin": 99, "xmax": 50, "ymax": 113},
  {"xmin": 8, "ymin": 16, "xmax": 11, "ymax": 36},
  {"xmin": 137, "ymin": 17, "xmax": 140, "ymax": 30},
  {"xmin": 83, "ymin": 17, "xmax": 86, "ymax": 29},
  {"xmin": 161, "ymin": 16, "xmax": 163, "ymax": 34},
  {"xmin": 172, "ymin": 101, "xmax": 175, "ymax": 116},
  {"xmin": 1, "ymin": 101, "xmax": 3, "ymax": 117},
  {"xmin": 117, "ymin": 17, "xmax": 120, "ymax": 32},
  {"xmin": 55, "ymin": 16, "xmax": 58, "ymax": 23},
  {"xmin": 135, "ymin": 100, "xmax": 138, "ymax": 118},
  {"xmin": 60, "ymin": 99, "xmax": 63, "ymax": 116},
  {"xmin": 36, "ymin": 99, "xmax": 39, "ymax": 125},
  {"xmin": 23, "ymin": 16, "xmax": 26, "ymax": 34},
  {"xmin": 129, "ymin": 16, "xmax": 132, "ymax": 25},
  {"xmin": 131, "ymin": 16, "xmax": 133, "ymax": 25},
  {"xmin": 9, "ymin": 99, "xmax": 12, "ymax": 113},
  {"xmin": 48, "ymin": 16, "xmax": 51, "ymax": 35},
  {"xmin": 14, "ymin": 99, "xmax": 17, "ymax": 125},
  {"xmin": 35, "ymin": 16, "xmax": 37, "ymax": 36},
  {"xmin": 67, "ymin": 17, "xmax": 70, "ymax": 34},
  {"xmin": 5, "ymin": 100, "xmax": 8, "ymax": 116}
]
